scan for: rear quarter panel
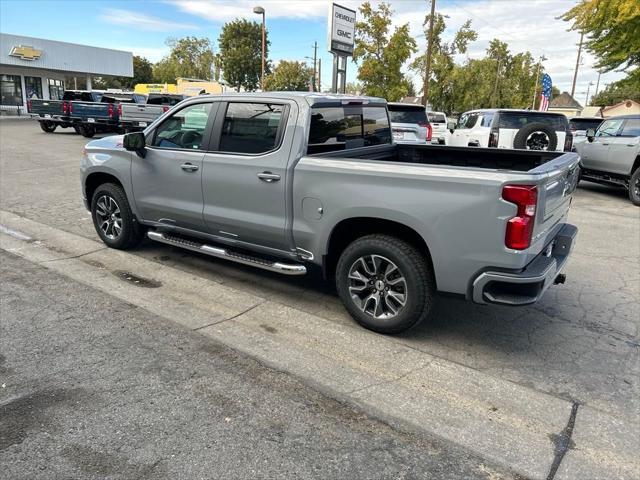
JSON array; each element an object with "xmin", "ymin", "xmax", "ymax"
[{"xmin": 292, "ymin": 157, "xmax": 551, "ymax": 295}]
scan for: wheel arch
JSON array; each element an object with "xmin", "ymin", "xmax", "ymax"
[
  {"xmin": 632, "ymin": 155, "xmax": 640, "ymax": 176},
  {"xmin": 323, "ymin": 217, "xmax": 436, "ymax": 288},
  {"xmin": 85, "ymin": 172, "xmax": 125, "ymax": 208}
]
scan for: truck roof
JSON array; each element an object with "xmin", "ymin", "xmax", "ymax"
[{"xmin": 194, "ymin": 91, "xmax": 387, "ymax": 107}]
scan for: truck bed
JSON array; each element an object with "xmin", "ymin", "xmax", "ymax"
[{"xmin": 313, "ymin": 144, "xmax": 564, "ymax": 172}]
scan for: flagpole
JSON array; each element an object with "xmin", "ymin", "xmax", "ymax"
[{"xmin": 531, "ymin": 55, "xmax": 547, "ymax": 110}]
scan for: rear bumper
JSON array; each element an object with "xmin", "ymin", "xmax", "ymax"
[{"xmin": 471, "ymin": 224, "xmax": 577, "ymax": 306}]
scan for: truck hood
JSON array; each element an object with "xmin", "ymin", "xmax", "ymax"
[{"xmin": 86, "ymin": 134, "xmax": 125, "ymax": 150}]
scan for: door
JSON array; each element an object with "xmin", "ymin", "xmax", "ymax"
[
  {"xmin": 131, "ymin": 101, "xmax": 216, "ymax": 231},
  {"xmin": 607, "ymin": 118, "xmax": 640, "ymax": 175},
  {"xmin": 202, "ymin": 101, "xmax": 294, "ymax": 251},
  {"xmin": 581, "ymin": 117, "xmax": 624, "ymax": 171},
  {"xmin": 449, "ymin": 112, "xmax": 482, "ymax": 147}
]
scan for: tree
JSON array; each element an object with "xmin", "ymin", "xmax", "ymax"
[
  {"xmin": 590, "ymin": 70, "xmax": 640, "ymax": 105},
  {"xmin": 218, "ymin": 19, "xmax": 269, "ymax": 92},
  {"xmin": 561, "ymin": 0, "xmax": 640, "ymax": 73},
  {"xmin": 263, "ymin": 61, "xmax": 312, "ymax": 91},
  {"xmin": 345, "ymin": 82, "xmax": 363, "ymax": 95},
  {"xmin": 93, "ymin": 55, "xmax": 154, "ymax": 90},
  {"xmin": 353, "ymin": 2, "xmax": 416, "ymax": 101},
  {"xmin": 152, "ymin": 37, "xmax": 215, "ymax": 83}
]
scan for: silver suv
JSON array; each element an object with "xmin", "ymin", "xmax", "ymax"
[{"xmin": 577, "ymin": 114, "xmax": 640, "ymax": 205}]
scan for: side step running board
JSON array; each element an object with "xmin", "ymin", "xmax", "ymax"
[{"xmin": 147, "ymin": 230, "xmax": 307, "ymax": 276}]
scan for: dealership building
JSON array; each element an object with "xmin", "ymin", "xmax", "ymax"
[{"xmin": 0, "ymin": 33, "xmax": 132, "ymax": 114}]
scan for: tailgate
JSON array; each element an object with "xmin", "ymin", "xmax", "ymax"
[
  {"xmin": 392, "ymin": 123, "xmax": 426, "ymax": 143},
  {"xmin": 31, "ymin": 100, "xmax": 63, "ymax": 116},
  {"xmin": 121, "ymin": 104, "xmax": 163, "ymax": 123},
  {"xmin": 531, "ymin": 152, "xmax": 580, "ymax": 241},
  {"xmin": 72, "ymin": 103, "xmax": 110, "ymax": 119}
]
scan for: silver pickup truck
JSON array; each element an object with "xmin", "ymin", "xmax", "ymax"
[
  {"xmin": 81, "ymin": 93, "xmax": 580, "ymax": 334},
  {"xmin": 119, "ymin": 94, "xmax": 185, "ymax": 131}
]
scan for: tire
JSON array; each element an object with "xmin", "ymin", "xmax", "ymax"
[
  {"xmin": 513, "ymin": 122, "xmax": 558, "ymax": 151},
  {"xmin": 73, "ymin": 125, "xmax": 82, "ymax": 134},
  {"xmin": 39, "ymin": 121, "xmax": 57, "ymax": 133},
  {"xmin": 79, "ymin": 125, "xmax": 95, "ymax": 138},
  {"xmin": 90, "ymin": 183, "xmax": 145, "ymax": 249},
  {"xmin": 629, "ymin": 167, "xmax": 640, "ymax": 206},
  {"xmin": 335, "ymin": 234, "xmax": 435, "ymax": 334}
]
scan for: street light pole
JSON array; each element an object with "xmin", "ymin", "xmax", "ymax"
[{"xmin": 253, "ymin": 6, "xmax": 266, "ymax": 91}]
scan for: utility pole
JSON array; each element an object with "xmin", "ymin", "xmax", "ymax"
[
  {"xmin": 317, "ymin": 58, "xmax": 321, "ymax": 92},
  {"xmin": 423, "ymin": 0, "xmax": 436, "ymax": 108},
  {"xmin": 531, "ymin": 55, "xmax": 547, "ymax": 110},
  {"xmin": 585, "ymin": 81, "xmax": 594, "ymax": 106},
  {"xmin": 312, "ymin": 41, "xmax": 318, "ymax": 92},
  {"xmin": 492, "ymin": 57, "xmax": 501, "ymax": 108},
  {"xmin": 594, "ymin": 70, "xmax": 602, "ymax": 98},
  {"xmin": 570, "ymin": 31, "xmax": 583, "ymax": 97}
]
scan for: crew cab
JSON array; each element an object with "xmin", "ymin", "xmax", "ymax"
[
  {"xmin": 449, "ymin": 109, "xmax": 573, "ymax": 152},
  {"xmin": 81, "ymin": 93, "xmax": 579, "ymax": 334},
  {"xmin": 576, "ymin": 114, "xmax": 640, "ymax": 205}
]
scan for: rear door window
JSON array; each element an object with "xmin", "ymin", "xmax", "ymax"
[
  {"xmin": 388, "ymin": 105, "xmax": 427, "ymax": 124},
  {"xmin": 481, "ymin": 113, "xmax": 495, "ymax": 127},
  {"xmin": 307, "ymin": 106, "xmax": 392, "ymax": 154},
  {"xmin": 620, "ymin": 118, "xmax": 640, "ymax": 137}
]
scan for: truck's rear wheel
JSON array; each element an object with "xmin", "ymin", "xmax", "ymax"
[
  {"xmin": 39, "ymin": 121, "xmax": 56, "ymax": 133},
  {"xmin": 629, "ymin": 167, "xmax": 640, "ymax": 206},
  {"xmin": 335, "ymin": 234, "xmax": 434, "ymax": 334},
  {"xmin": 79, "ymin": 125, "xmax": 96, "ymax": 138},
  {"xmin": 91, "ymin": 183, "xmax": 144, "ymax": 249}
]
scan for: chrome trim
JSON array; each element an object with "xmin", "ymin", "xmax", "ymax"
[{"xmin": 147, "ymin": 230, "xmax": 306, "ymax": 276}]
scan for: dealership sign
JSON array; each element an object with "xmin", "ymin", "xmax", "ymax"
[
  {"xmin": 328, "ymin": 3, "xmax": 356, "ymax": 55},
  {"xmin": 9, "ymin": 45, "xmax": 43, "ymax": 61}
]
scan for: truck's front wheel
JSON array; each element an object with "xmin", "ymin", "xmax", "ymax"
[
  {"xmin": 91, "ymin": 183, "xmax": 145, "ymax": 249},
  {"xmin": 629, "ymin": 167, "xmax": 640, "ymax": 206},
  {"xmin": 335, "ymin": 235, "xmax": 435, "ymax": 334}
]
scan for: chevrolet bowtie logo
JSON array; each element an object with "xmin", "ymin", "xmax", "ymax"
[{"xmin": 9, "ymin": 45, "xmax": 43, "ymax": 61}]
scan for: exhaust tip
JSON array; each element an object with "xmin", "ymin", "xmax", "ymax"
[{"xmin": 554, "ymin": 273, "xmax": 566, "ymax": 285}]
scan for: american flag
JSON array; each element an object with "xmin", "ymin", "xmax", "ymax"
[{"xmin": 539, "ymin": 73, "xmax": 552, "ymax": 111}]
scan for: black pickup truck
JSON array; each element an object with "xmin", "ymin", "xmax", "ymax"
[{"xmin": 28, "ymin": 90, "xmax": 100, "ymax": 133}]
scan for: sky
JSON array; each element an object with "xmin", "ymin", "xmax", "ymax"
[{"xmin": 0, "ymin": 0, "xmax": 625, "ymax": 104}]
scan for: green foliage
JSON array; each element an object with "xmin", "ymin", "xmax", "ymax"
[
  {"xmin": 561, "ymin": 0, "xmax": 640, "ymax": 72},
  {"xmin": 345, "ymin": 82, "xmax": 363, "ymax": 95},
  {"xmin": 218, "ymin": 19, "xmax": 269, "ymax": 92},
  {"xmin": 93, "ymin": 55, "xmax": 154, "ymax": 90},
  {"xmin": 353, "ymin": 2, "xmax": 417, "ymax": 101},
  {"xmin": 152, "ymin": 37, "xmax": 215, "ymax": 83},
  {"xmin": 263, "ymin": 61, "xmax": 313, "ymax": 91},
  {"xmin": 590, "ymin": 69, "xmax": 640, "ymax": 105}
]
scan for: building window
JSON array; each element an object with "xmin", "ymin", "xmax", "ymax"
[
  {"xmin": 25, "ymin": 76, "xmax": 43, "ymax": 99},
  {"xmin": 48, "ymin": 79, "xmax": 64, "ymax": 100},
  {"xmin": 0, "ymin": 74, "xmax": 23, "ymax": 106}
]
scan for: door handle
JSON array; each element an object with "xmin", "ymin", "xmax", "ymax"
[
  {"xmin": 257, "ymin": 172, "xmax": 280, "ymax": 182},
  {"xmin": 602, "ymin": 143, "xmax": 610, "ymax": 146},
  {"xmin": 181, "ymin": 163, "xmax": 199, "ymax": 172}
]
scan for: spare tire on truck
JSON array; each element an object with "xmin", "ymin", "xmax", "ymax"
[
  {"xmin": 39, "ymin": 121, "xmax": 57, "ymax": 133},
  {"xmin": 513, "ymin": 122, "xmax": 558, "ymax": 151}
]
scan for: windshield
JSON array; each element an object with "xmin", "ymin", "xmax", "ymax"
[
  {"xmin": 388, "ymin": 105, "xmax": 427, "ymax": 125},
  {"xmin": 596, "ymin": 118, "xmax": 624, "ymax": 137},
  {"xmin": 427, "ymin": 112, "xmax": 446, "ymax": 123}
]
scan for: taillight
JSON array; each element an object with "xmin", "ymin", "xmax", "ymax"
[
  {"xmin": 108, "ymin": 103, "xmax": 114, "ymax": 118},
  {"xmin": 68, "ymin": 102, "xmax": 73, "ymax": 114},
  {"xmin": 564, "ymin": 132, "xmax": 573, "ymax": 152},
  {"xmin": 502, "ymin": 185, "xmax": 537, "ymax": 250},
  {"xmin": 117, "ymin": 103, "xmax": 122, "ymax": 117},
  {"xmin": 27, "ymin": 100, "xmax": 32, "ymax": 112},
  {"xmin": 62, "ymin": 101, "xmax": 68, "ymax": 115},
  {"xmin": 419, "ymin": 122, "xmax": 432, "ymax": 141},
  {"xmin": 162, "ymin": 106, "xmax": 169, "ymax": 113},
  {"xmin": 488, "ymin": 128, "xmax": 499, "ymax": 148}
]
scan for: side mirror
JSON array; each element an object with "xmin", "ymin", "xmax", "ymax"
[
  {"xmin": 447, "ymin": 120, "xmax": 456, "ymax": 132},
  {"xmin": 586, "ymin": 128, "xmax": 596, "ymax": 142},
  {"xmin": 123, "ymin": 131, "xmax": 146, "ymax": 157}
]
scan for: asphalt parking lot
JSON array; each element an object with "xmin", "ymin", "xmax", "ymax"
[{"xmin": 1, "ymin": 118, "xmax": 639, "ymax": 479}]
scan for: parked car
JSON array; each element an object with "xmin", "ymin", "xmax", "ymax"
[
  {"xmin": 576, "ymin": 114, "xmax": 640, "ymax": 205},
  {"xmin": 28, "ymin": 90, "xmax": 100, "ymax": 133},
  {"xmin": 427, "ymin": 111, "xmax": 448, "ymax": 144},
  {"xmin": 120, "ymin": 94, "xmax": 185, "ymax": 132},
  {"xmin": 387, "ymin": 103, "xmax": 431, "ymax": 144},
  {"xmin": 71, "ymin": 93, "xmax": 141, "ymax": 138},
  {"xmin": 448, "ymin": 109, "xmax": 573, "ymax": 152},
  {"xmin": 569, "ymin": 116, "xmax": 603, "ymax": 150},
  {"xmin": 81, "ymin": 93, "xmax": 579, "ymax": 334}
]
